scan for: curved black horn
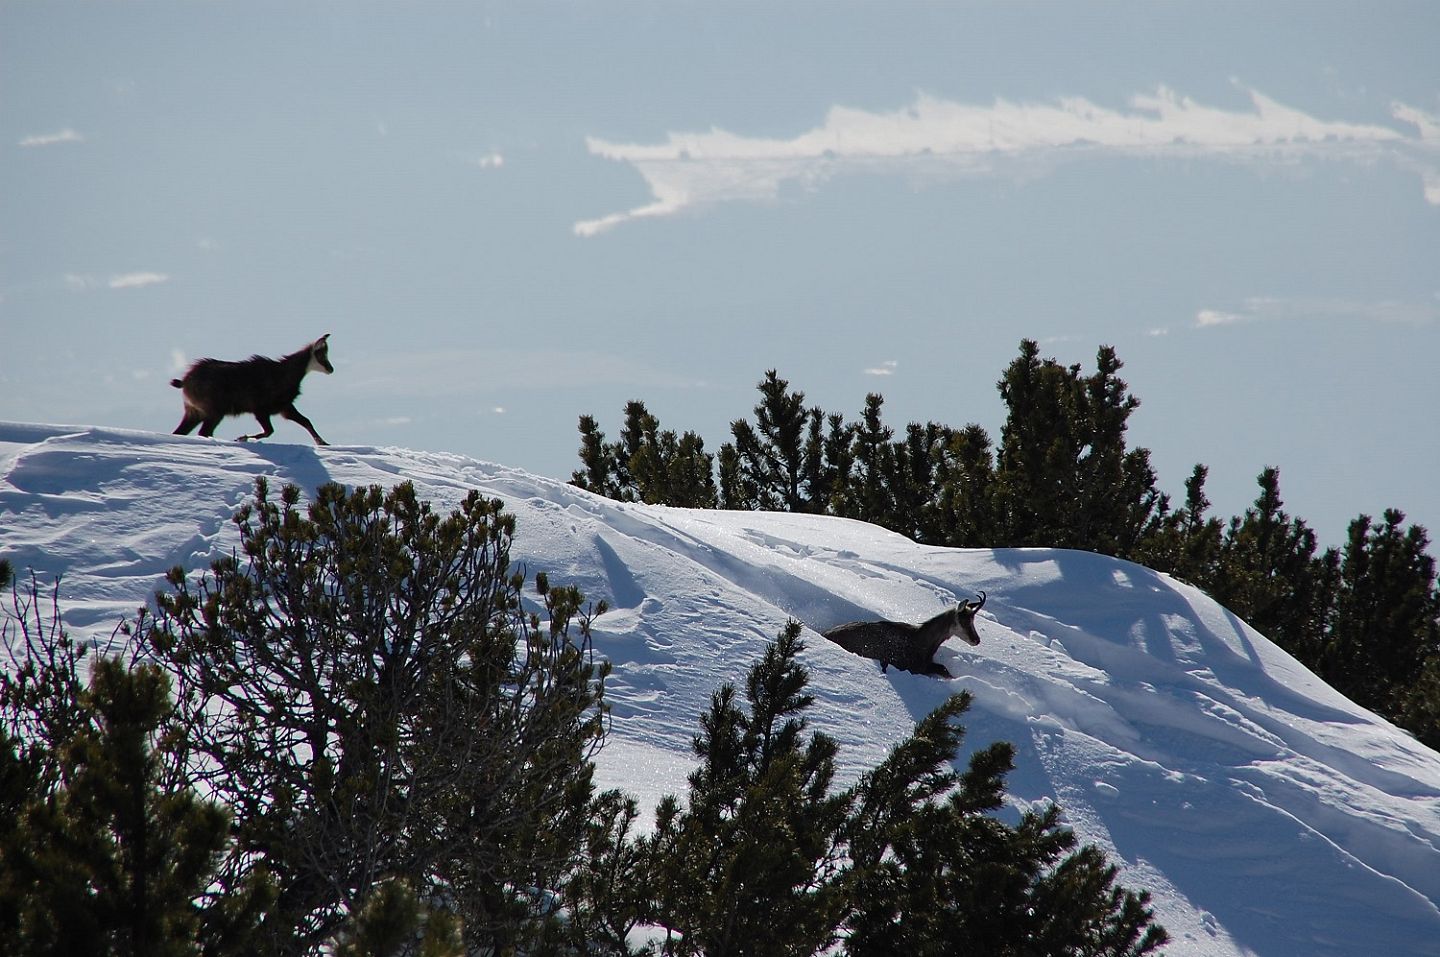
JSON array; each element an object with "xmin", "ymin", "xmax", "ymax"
[{"xmin": 971, "ymin": 590, "xmax": 986, "ymax": 610}]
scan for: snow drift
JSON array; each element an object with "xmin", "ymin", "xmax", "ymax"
[{"xmin": 2, "ymin": 422, "xmax": 1438, "ymax": 957}]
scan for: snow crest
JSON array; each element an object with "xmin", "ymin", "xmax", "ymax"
[{"xmin": 4, "ymin": 423, "xmax": 1439, "ymax": 957}]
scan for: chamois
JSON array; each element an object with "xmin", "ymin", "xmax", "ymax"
[
  {"xmin": 822, "ymin": 592, "xmax": 986, "ymax": 678},
  {"xmin": 172, "ymin": 334, "xmax": 334, "ymax": 445}
]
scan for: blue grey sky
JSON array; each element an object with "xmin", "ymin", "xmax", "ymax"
[{"xmin": 4, "ymin": 1, "xmax": 1437, "ymax": 547}]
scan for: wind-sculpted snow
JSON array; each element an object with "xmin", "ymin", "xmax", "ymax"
[{"xmin": 3, "ymin": 422, "xmax": 1439, "ymax": 956}]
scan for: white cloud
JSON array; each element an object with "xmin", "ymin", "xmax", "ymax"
[
  {"xmin": 576, "ymin": 86, "xmax": 1440, "ymax": 235},
  {"xmin": 863, "ymin": 360, "xmax": 898, "ymax": 376},
  {"xmin": 1422, "ymin": 170, "xmax": 1440, "ymax": 206},
  {"xmin": 472, "ymin": 152, "xmax": 505, "ymax": 170},
  {"xmin": 1195, "ymin": 296, "xmax": 1438, "ymax": 329},
  {"xmin": 20, "ymin": 128, "xmax": 83, "ymax": 148},
  {"xmin": 1392, "ymin": 102, "xmax": 1440, "ymax": 143},
  {"xmin": 108, "ymin": 272, "xmax": 169, "ymax": 289},
  {"xmin": 1196, "ymin": 309, "xmax": 1246, "ymax": 327},
  {"xmin": 65, "ymin": 271, "xmax": 171, "ymax": 293}
]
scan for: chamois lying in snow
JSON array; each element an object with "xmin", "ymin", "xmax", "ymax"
[
  {"xmin": 822, "ymin": 592, "xmax": 986, "ymax": 678},
  {"xmin": 172, "ymin": 334, "xmax": 334, "ymax": 445}
]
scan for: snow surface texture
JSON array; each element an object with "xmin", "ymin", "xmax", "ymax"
[{"xmin": 2, "ymin": 422, "xmax": 1439, "ymax": 957}]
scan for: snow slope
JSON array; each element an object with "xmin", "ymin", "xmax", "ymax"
[{"xmin": 2, "ymin": 422, "xmax": 1439, "ymax": 957}]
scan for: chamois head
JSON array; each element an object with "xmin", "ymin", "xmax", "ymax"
[
  {"xmin": 952, "ymin": 591, "xmax": 986, "ymax": 646},
  {"xmin": 309, "ymin": 334, "xmax": 335, "ymax": 375}
]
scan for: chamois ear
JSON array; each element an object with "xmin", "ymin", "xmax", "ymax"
[{"xmin": 317, "ymin": 333, "xmax": 331, "ymax": 344}]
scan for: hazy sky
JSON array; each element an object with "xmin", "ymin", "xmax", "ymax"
[{"xmin": 3, "ymin": 1, "xmax": 1437, "ymax": 547}]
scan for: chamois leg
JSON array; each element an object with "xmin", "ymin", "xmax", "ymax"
[
  {"xmin": 174, "ymin": 411, "xmax": 203, "ymax": 435},
  {"xmin": 198, "ymin": 417, "xmax": 224, "ymax": 438},
  {"xmin": 282, "ymin": 405, "xmax": 328, "ymax": 446},
  {"xmin": 237, "ymin": 414, "xmax": 275, "ymax": 443}
]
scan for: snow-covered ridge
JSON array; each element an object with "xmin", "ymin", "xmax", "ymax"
[{"xmin": 3, "ymin": 422, "xmax": 1438, "ymax": 957}]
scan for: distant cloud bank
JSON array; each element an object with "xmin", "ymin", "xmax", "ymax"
[
  {"xmin": 20, "ymin": 129, "xmax": 84, "ymax": 148},
  {"xmin": 64, "ymin": 271, "xmax": 171, "ymax": 291},
  {"xmin": 1195, "ymin": 296, "xmax": 1438, "ymax": 329},
  {"xmin": 108, "ymin": 272, "xmax": 170, "ymax": 290},
  {"xmin": 575, "ymin": 86, "xmax": 1440, "ymax": 235}
]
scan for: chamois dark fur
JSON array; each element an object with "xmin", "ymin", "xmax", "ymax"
[
  {"xmin": 172, "ymin": 334, "xmax": 334, "ymax": 445},
  {"xmin": 822, "ymin": 592, "xmax": 986, "ymax": 678}
]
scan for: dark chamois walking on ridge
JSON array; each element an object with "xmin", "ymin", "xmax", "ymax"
[
  {"xmin": 172, "ymin": 334, "xmax": 334, "ymax": 445},
  {"xmin": 822, "ymin": 592, "xmax": 986, "ymax": 678}
]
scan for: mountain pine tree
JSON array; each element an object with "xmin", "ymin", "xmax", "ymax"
[
  {"xmin": 1321, "ymin": 510, "xmax": 1440, "ymax": 730},
  {"xmin": 634, "ymin": 627, "xmax": 1168, "ymax": 956},
  {"xmin": 574, "ymin": 413, "xmax": 626, "ymax": 500},
  {"xmin": 844, "ymin": 692, "xmax": 1168, "ymax": 957},
  {"xmin": 932, "ymin": 423, "xmax": 998, "ymax": 548},
  {"xmin": 1, "ymin": 660, "xmax": 245, "ymax": 957},
  {"xmin": 640, "ymin": 621, "xmax": 852, "ymax": 955},
  {"xmin": 1210, "ymin": 468, "xmax": 1339, "ymax": 662},
  {"xmin": 574, "ymin": 403, "xmax": 718, "ymax": 507},
  {"xmin": 330, "ymin": 879, "xmax": 463, "ymax": 957},
  {"xmin": 1137, "ymin": 464, "xmax": 1225, "ymax": 587},
  {"xmin": 633, "ymin": 426, "xmax": 719, "ymax": 509},
  {"xmin": 1, "ymin": 585, "xmax": 270, "ymax": 956},
  {"xmin": 1397, "ymin": 656, "xmax": 1440, "ymax": 753},
  {"xmin": 993, "ymin": 340, "xmax": 1163, "ymax": 555},
  {"xmin": 849, "ymin": 392, "xmax": 897, "ymax": 527},
  {"xmin": 893, "ymin": 420, "xmax": 956, "ymax": 545},
  {"xmin": 811, "ymin": 411, "xmax": 858, "ymax": 516},
  {"xmin": 541, "ymin": 788, "xmax": 650, "ymax": 955},
  {"xmin": 138, "ymin": 478, "xmax": 613, "ymax": 956},
  {"xmin": 1077, "ymin": 346, "xmax": 1165, "ymax": 555},
  {"xmin": 722, "ymin": 371, "xmax": 821, "ymax": 512},
  {"xmin": 992, "ymin": 338, "xmax": 1077, "ymax": 546}
]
